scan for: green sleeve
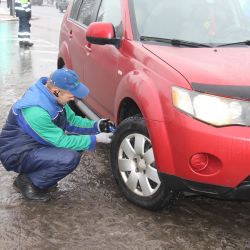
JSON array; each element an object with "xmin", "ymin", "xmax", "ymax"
[
  {"xmin": 22, "ymin": 107, "xmax": 95, "ymax": 151},
  {"xmin": 64, "ymin": 104, "xmax": 96, "ymax": 128}
]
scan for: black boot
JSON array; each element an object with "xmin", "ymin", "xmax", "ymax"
[
  {"xmin": 24, "ymin": 41, "xmax": 34, "ymax": 47},
  {"xmin": 13, "ymin": 174, "xmax": 50, "ymax": 202},
  {"xmin": 19, "ymin": 41, "xmax": 24, "ymax": 47},
  {"xmin": 41, "ymin": 183, "xmax": 58, "ymax": 193}
]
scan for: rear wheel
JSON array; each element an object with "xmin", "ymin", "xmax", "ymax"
[{"xmin": 110, "ymin": 116, "xmax": 177, "ymax": 211}]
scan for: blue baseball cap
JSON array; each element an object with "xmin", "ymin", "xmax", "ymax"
[{"xmin": 50, "ymin": 67, "xmax": 89, "ymax": 99}]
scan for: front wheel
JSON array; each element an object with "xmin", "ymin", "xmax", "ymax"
[{"xmin": 110, "ymin": 116, "xmax": 177, "ymax": 211}]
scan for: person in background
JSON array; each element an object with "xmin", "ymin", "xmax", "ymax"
[
  {"xmin": 0, "ymin": 68, "xmax": 114, "ymax": 202},
  {"xmin": 7, "ymin": 0, "xmax": 14, "ymax": 16},
  {"xmin": 15, "ymin": 0, "xmax": 33, "ymax": 47}
]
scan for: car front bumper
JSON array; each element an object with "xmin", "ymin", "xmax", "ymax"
[
  {"xmin": 148, "ymin": 110, "xmax": 250, "ymax": 189},
  {"xmin": 162, "ymin": 173, "xmax": 250, "ymax": 201}
]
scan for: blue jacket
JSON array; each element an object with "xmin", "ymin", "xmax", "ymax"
[{"xmin": 0, "ymin": 77, "xmax": 96, "ymax": 171}]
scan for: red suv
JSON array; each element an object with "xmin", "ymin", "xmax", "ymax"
[{"xmin": 58, "ymin": 0, "xmax": 250, "ymax": 210}]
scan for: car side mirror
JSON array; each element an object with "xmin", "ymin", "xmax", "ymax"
[{"xmin": 86, "ymin": 22, "xmax": 121, "ymax": 48}]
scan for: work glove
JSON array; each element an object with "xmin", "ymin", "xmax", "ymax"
[
  {"xmin": 97, "ymin": 118, "xmax": 116, "ymax": 133},
  {"xmin": 96, "ymin": 132, "xmax": 113, "ymax": 144}
]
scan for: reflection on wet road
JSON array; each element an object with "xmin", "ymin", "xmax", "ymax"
[{"xmin": 0, "ymin": 7, "xmax": 250, "ymax": 250}]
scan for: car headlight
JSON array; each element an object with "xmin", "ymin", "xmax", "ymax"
[{"xmin": 172, "ymin": 86, "xmax": 249, "ymax": 126}]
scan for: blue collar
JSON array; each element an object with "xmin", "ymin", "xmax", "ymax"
[{"xmin": 13, "ymin": 77, "xmax": 64, "ymax": 119}]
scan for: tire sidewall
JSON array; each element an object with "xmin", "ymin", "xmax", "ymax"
[{"xmin": 110, "ymin": 116, "xmax": 175, "ymax": 211}]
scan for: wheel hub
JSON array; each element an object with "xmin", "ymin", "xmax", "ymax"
[
  {"xmin": 135, "ymin": 156, "xmax": 147, "ymax": 172},
  {"xmin": 118, "ymin": 132, "xmax": 161, "ymax": 197}
]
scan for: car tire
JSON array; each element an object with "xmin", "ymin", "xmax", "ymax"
[{"xmin": 110, "ymin": 116, "xmax": 177, "ymax": 211}]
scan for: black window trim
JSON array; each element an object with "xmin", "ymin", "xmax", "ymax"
[
  {"xmin": 95, "ymin": 0, "xmax": 124, "ymax": 38},
  {"xmin": 128, "ymin": 0, "xmax": 140, "ymax": 41},
  {"xmin": 68, "ymin": 0, "xmax": 102, "ymax": 28},
  {"xmin": 69, "ymin": 0, "xmax": 83, "ymax": 21}
]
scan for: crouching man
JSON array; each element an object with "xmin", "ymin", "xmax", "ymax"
[{"xmin": 0, "ymin": 68, "xmax": 114, "ymax": 202}]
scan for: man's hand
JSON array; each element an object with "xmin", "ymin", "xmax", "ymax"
[
  {"xmin": 96, "ymin": 132, "xmax": 113, "ymax": 144},
  {"xmin": 97, "ymin": 119, "xmax": 115, "ymax": 133}
]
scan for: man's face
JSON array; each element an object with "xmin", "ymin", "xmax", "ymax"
[{"xmin": 56, "ymin": 88, "xmax": 75, "ymax": 105}]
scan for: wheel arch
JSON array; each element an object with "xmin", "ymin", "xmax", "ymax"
[
  {"xmin": 118, "ymin": 97, "xmax": 142, "ymax": 123},
  {"xmin": 115, "ymin": 70, "xmax": 165, "ymax": 123},
  {"xmin": 115, "ymin": 71, "xmax": 175, "ymax": 174},
  {"xmin": 57, "ymin": 41, "xmax": 72, "ymax": 69}
]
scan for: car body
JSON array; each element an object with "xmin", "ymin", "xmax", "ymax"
[
  {"xmin": 56, "ymin": 0, "xmax": 68, "ymax": 12},
  {"xmin": 58, "ymin": 0, "xmax": 250, "ymax": 210}
]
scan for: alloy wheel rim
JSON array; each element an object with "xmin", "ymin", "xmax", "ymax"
[{"xmin": 118, "ymin": 133, "xmax": 161, "ymax": 197}]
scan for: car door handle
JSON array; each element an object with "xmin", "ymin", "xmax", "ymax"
[
  {"xmin": 84, "ymin": 44, "xmax": 92, "ymax": 53},
  {"xmin": 69, "ymin": 30, "xmax": 73, "ymax": 38}
]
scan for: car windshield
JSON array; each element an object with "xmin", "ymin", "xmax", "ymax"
[{"xmin": 132, "ymin": 0, "xmax": 250, "ymax": 46}]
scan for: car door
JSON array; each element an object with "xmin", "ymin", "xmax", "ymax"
[
  {"xmin": 68, "ymin": 0, "xmax": 100, "ymax": 82},
  {"xmin": 83, "ymin": 0, "xmax": 123, "ymax": 120}
]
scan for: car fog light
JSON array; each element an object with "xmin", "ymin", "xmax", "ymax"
[{"xmin": 190, "ymin": 153, "xmax": 209, "ymax": 172}]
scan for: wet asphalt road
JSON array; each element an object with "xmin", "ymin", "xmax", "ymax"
[{"xmin": 0, "ymin": 5, "xmax": 250, "ymax": 250}]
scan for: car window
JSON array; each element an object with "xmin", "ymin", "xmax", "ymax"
[
  {"xmin": 70, "ymin": 0, "xmax": 82, "ymax": 20},
  {"xmin": 240, "ymin": 0, "xmax": 250, "ymax": 23},
  {"xmin": 132, "ymin": 0, "xmax": 250, "ymax": 45},
  {"xmin": 77, "ymin": 0, "xmax": 100, "ymax": 26},
  {"xmin": 96, "ymin": 0, "xmax": 122, "ymax": 37}
]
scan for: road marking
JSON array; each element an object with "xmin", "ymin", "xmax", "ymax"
[
  {"xmin": 31, "ymin": 50, "xmax": 58, "ymax": 54},
  {"xmin": 32, "ymin": 44, "xmax": 58, "ymax": 48},
  {"xmin": 36, "ymin": 39, "xmax": 57, "ymax": 47},
  {"xmin": 40, "ymin": 58, "xmax": 57, "ymax": 63},
  {"xmin": 0, "ymin": 36, "xmax": 57, "ymax": 47},
  {"xmin": 0, "ymin": 35, "xmax": 17, "ymax": 38}
]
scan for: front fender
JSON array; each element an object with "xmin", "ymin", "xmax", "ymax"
[
  {"xmin": 115, "ymin": 70, "xmax": 166, "ymax": 122},
  {"xmin": 114, "ymin": 70, "xmax": 176, "ymax": 174}
]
